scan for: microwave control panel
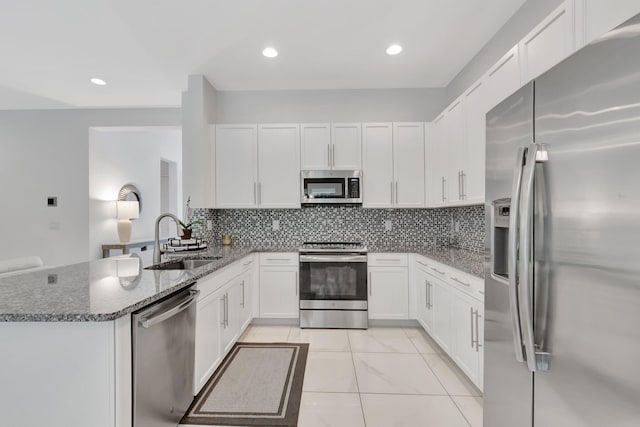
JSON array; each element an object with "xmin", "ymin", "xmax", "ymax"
[{"xmin": 347, "ymin": 178, "xmax": 360, "ymax": 198}]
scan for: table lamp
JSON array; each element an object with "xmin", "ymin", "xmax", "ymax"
[{"xmin": 116, "ymin": 201, "xmax": 139, "ymax": 243}]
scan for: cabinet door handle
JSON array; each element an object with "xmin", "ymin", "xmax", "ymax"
[
  {"xmin": 328, "ymin": 144, "xmax": 331, "ymax": 167},
  {"xmin": 295, "ymin": 272, "xmax": 298, "ymax": 296},
  {"xmin": 332, "ymin": 144, "xmax": 336, "ymax": 167},
  {"xmin": 253, "ymin": 182, "xmax": 257, "ymax": 205},
  {"xmin": 225, "ymin": 293, "xmax": 229, "ymax": 327},
  {"xmin": 395, "ymin": 181, "xmax": 399, "ymax": 204},
  {"xmin": 241, "ymin": 280, "xmax": 245, "ymax": 308},
  {"xmin": 430, "ymin": 267, "xmax": 445, "ymax": 275},
  {"xmin": 390, "ymin": 182, "xmax": 394, "ymax": 205},
  {"xmin": 428, "ymin": 282, "xmax": 432, "ymax": 309},
  {"xmin": 475, "ymin": 310, "xmax": 483, "ymax": 352},
  {"xmin": 461, "ymin": 171, "xmax": 466, "ymax": 199},
  {"xmin": 258, "ymin": 182, "xmax": 262, "ymax": 206},
  {"xmin": 451, "ymin": 277, "xmax": 471, "ymax": 287},
  {"xmin": 369, "ymin": 272, "xmax": 372, "ymax": 296},
  {"xmin": 425, "ymin": 280, "xmax": 429, "ymax": 309},
  {"xmin": 220, "ymin": 295, "xmax": 226, "ymax": 327},
  {"xmin": 441, "ymin": 177, "xmax": 446, "ymax": 202},
  {"xmin": 470, "ymin": 307, "xmax": 476, "ymax": 349}
]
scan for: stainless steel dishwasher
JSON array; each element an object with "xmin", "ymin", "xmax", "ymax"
[{"xmin": 132, "ymin": 285, "xmax": 199, "ymax": 427}]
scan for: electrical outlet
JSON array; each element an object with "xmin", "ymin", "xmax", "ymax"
[
  {"xmin": 272, "ymin": 220, "xmax": 280, "ymax": 231},
  {"xmin": 384, "ymin": 220, "xmax": 392, "ymax": 231},
  {"xmin": 206, "ymin": 220, "xmax": 213, "ymax": 231}
]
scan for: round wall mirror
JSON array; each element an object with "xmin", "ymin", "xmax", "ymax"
[{"xmin": 118, "ymin": 184, "xmax": 142, "ymax": 215}]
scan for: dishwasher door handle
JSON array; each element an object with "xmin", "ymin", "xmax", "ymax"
[{"xmin": 140, "ymin": 290, "xmax": 200, "ymax": 328}]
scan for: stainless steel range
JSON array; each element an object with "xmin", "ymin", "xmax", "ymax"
[{"xmin": 298, "ymin": 242, "xmax": 368, "ymax": 329}]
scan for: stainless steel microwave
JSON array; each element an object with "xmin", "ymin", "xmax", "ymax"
[{"xmin": 301, "ymin": 170, "xmax": 362, "ymax": 204}]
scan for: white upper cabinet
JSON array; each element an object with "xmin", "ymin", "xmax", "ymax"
[
  {"xmin": 300, "ymin": 123, "xmax": 331, "ymax": 170},
  {"xmin": 363, "ymin": 123, "xmax": 425, "ymax": 208},
  {"xmin": 519, "ymin": 1, "xmax": 576, "ymax": 83},
  {"xmin": 427, "ymin": 114, "xmax": 448, "ymax": 207},
  {"xmin": 215, "ymin": 124, "xmax": 258, "ymax": 208},
  {"xmin": 363, "ymin": 123, "xmax": 394, "ymax": 208},
  {"xmin": 485, "ymin": 45, "xmax": 521, "ymax": 112},
  {"xmin": 446, "ymin": 99, "xmax": 466, "ymax": 205},
  {"xmin": 462, "ymin": 79, "xmax": 487, "ymax": 205},
  {"xmin": 575, "ymin": 0, "xmax": 640, "ymax": 47},
  {"xmin": 331, "ymin": 123, "xmax": 362, "ymax": 170},
  {"xmin": 393, "ymin": 123, "xmax": 425, "ymax": 208},
  {"xmin": 257, "ymin": 124, "xmax": 301, "ymax": 208}
]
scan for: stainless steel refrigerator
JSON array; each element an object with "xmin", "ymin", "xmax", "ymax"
[{"xmin": 484, "ymin": 14, "xmax": 640, "ymax": 427}]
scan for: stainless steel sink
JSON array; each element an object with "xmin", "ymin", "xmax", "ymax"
[{"xmin": 145, "ymin": 257, "xmax": 222, "ymax": 270}]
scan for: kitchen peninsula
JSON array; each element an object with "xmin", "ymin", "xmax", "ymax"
[{"xmin": 0, "ymin": 244, "xmax": 482, "ymax": 427}]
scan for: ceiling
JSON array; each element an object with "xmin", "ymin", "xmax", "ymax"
[{"xmin": 0, "ymin": 0, "xmax": 526, "ymax": 109}]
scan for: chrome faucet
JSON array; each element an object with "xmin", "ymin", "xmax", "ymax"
[{"xmin": 153, "ymin": 213, "xmax": 184, "ymax": 264}]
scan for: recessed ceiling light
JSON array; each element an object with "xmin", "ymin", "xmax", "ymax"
[
  {"xmin": 262, "ymin": 47, "xmax": 278, "ymax": 58},
  {"xmin": 386, "ymin": 44, "xmax": 403, "ymax": 55},
  {"xmin": 90, "ymin": 78, "xmax": 107, "ymax": 86}
]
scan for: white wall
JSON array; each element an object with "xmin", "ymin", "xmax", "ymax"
[
  {"xmin": 445, "ymin": 0, "xmax": 563, "ymax": 103},
  {"xmin": 215, "ymin": 88, "xmax": 447, "ymax": 123},
  {"xmin": 182, "ymin": 75, "xmax": 217, "ymax": 208},
  {"xmin": 0, "ymin": 108, "xmax": 180, "ymax": 267},
  {"xmin": 88, "ymin": 127, "xmax": 182, "ymax": 261}
]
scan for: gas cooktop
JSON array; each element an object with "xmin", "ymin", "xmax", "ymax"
[{"xmin": 299, "ymin": 241, "xmax": 367, "ymax": 253}]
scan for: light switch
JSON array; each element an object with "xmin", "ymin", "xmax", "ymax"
[
  {"xmin": 384, "ymin": 220, "xmax": 392, "ymax": 231},
  {"xmin": 272, "ymin": 220, "xmax": 280, "ymax": 231}
]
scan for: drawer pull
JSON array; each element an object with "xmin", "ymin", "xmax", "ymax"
[
  {"xmin": 416, "ymin": 261, "xmax": 428, "ymax": 267},
  {"xmin": 451, "ymin": 277, "xmax": 471, "ymax": 287},
  {"xmin": 430, "ymin": 267, "xmax": 445, "ymax": 275},
  {"xmin": 266, "ymin": 258, "xmax": 292, "ymax": 261},
  {"xmin": 377, "ymin": 258, "xmax": 403, "ymax": 262}
]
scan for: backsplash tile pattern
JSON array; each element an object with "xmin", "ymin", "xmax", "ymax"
[{"xmin": 191, "ymin": 205, "xmax": 484, "ymax": 253}]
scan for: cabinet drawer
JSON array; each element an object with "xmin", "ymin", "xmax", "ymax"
[
  {"xmin": 259, "ymin": 252, "xmax": 299, "ymax": 266},
  {"xmin": 368, "ymin": 253, "xmax": 408, "ymax": 267},
  {"xmin": 419, "ymin": 259, "xmax": 451, "ymax": 280},
  {"xmin": 239, "ymin": 255, "xmax": 256, "ymax": 271},
  {"xmin": 448, "ymin": 270, "xmax": 484, "ymax": 301}
]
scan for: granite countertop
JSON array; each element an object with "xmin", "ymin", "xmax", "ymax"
[
  {"xmin": 0, "ymin": 244, "xmax": 481, "ymax": 323},
  {"xmin": 368, "ymin": 245, "xmax": 484, "ymax": 278},
  {"xmin": 0, "ymin": 246, "xmax": 292, "ymax": 323}
]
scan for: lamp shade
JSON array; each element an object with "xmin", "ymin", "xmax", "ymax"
[{"xmin": 116, "ymin": 201, "xmax": 139, "ymax": 220}]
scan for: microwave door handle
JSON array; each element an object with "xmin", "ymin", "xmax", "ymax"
[{"xmin": 508, "ymin": 146, "xmax": 526, "ymax": 364}]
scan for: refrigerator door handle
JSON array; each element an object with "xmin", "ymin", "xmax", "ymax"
[
  {"xmin": 519, "ymin": 143, "xmax": 550, "ymax": 372},
  {"xmin": 508, "ymin": 146, "xmax": 527, "ymax": 363}
]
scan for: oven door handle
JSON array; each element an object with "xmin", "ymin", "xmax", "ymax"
[{"xmin": 299, "ymin": 255, "xmax": 368, "ymax": 263}]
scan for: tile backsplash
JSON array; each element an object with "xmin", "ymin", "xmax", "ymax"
[{"xmin": 192, "ymin": 205, "xmax": 485, "ymax": 253}]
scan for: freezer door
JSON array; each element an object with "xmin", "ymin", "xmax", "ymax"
[
  {"xmin": 484, "ymin": 83, "xmax": 534, "ymax": 427},
  {"xmin": 532, "ymin": 14, "xmax": 640, "ymax": 427}
]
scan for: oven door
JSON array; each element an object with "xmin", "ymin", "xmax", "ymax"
[{"xmin": 299, "ymin": 254, "xmax": 368, "ymax": 309}]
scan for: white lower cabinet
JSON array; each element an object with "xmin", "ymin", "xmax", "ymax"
[
  {"xmin": 194, "ymin": 288, "xmax": 223, "ymax": 394},
  {"xmin": 429, "ymin": 274, "xmax": 454, "ymax": 354},
  {"xmin": 238, "ymin": 269, "xmax": 253, "ymax": 331},
  {"xmin": 452, "ymin": 290, "xmax": 484, "ymax": 387},
  {"xmin": 259, "ymin": 265, "xmax": 299, "ymax": 318},
  {"xmin": 194, "ymin": 256, "xmax": 256, "ymax": 395},
  {"xmin": 415, "ymin": 265, "xmax": 434, "ymax": 333},
  {"xmin": 220, "ymin": 282, "xmax": 242, "ymax": 355},
  {"xmin": 368, "ymin": 266, "xmax": 409, "ymax": 320},
  {"xmin": 412, "ymin": 256, "xmax": 485, "ymax": 390}
]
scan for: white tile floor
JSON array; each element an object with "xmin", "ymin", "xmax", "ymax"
[{"xmin": 238, "ymin": 326, "xmax": 483, "ymax": 427}]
